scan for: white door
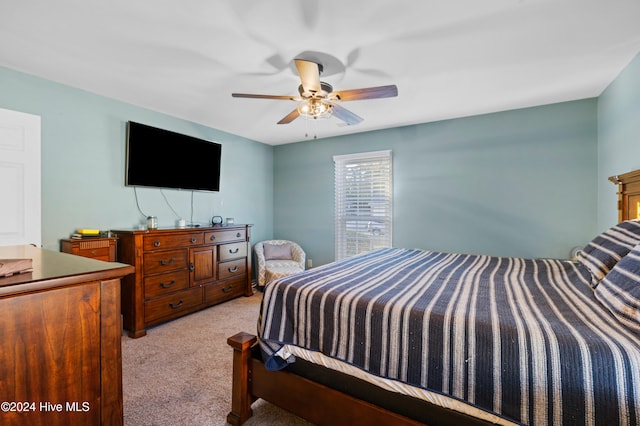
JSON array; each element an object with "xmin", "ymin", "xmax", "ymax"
[{"xmin": 0, "ymin": 108, "xmax": 41, "ymax": 247}]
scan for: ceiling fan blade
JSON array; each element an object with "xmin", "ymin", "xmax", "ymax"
[
  {"xmin": 232, "ymin": 93, "xmax": 300, "ymax": 101},
  {"xmin": 277, "ymin": 108, "xmax": 300, "ymax": 124},
  {"xmin": 331, "ymin": 103, "xmax": 363, "ymax": 126},
  {"xmin": 295, "ymin": 59, "xmax": 322, "ymax": 94},
  {"xmin": 331, "ymin": 85, "xmax": 398, "ymax": 102}
]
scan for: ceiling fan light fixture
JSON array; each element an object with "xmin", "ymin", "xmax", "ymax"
[
  {"xmin": 297, "ymin": 99, "xmax": 333, "ymax": 119},
  {"xmin": 231, "ymin": 58, "xmax": 397, "ymax": 126}
]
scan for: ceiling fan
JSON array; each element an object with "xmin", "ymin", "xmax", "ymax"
[{"xmin": 232, "ymin": 59, "xmax": 398, "ymax": 125}]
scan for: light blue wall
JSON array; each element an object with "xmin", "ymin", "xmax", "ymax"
[
  {"xmin": 0, "ymin": 66, "xmax": 274, "ymax": 251},
  {"xmin": 274, "ymin": 100, "xmax": 598, "ymax": 266},
  {"xmin": 9, "ymin": 50, "xmax": 639, "ymax": 264},
  {"xmin": 597, "ymin": 51, "xmax": 640, "ymax": 229}
]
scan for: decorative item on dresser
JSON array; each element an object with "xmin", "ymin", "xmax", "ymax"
[
  {"xmin": 113, "ymin": 224, "xmax": 252, "ymax": 338},
  {"xmin": 0, "ymin": 245, "xmax": 134, "ymax": 426},
  {"xmin": 60, "ymin": 237, "xmax": 118, "ymax": 262}
]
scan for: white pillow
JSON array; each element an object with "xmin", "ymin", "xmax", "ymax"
[{"xmin": 263, "ymin": 243, "xmax": 292, "ymax": 260}]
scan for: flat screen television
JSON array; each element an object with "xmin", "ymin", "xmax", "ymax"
[{"xmin": 125, "ymin": 121, "xmax": 221, "ymax": 192}]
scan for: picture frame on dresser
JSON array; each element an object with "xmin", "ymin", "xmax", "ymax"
[{"xmin": 113, "ymin": 224, "xmax": 252, "ymax": 338}]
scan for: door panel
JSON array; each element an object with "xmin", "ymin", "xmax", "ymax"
[{"xmin": 0, "ymin": 108, "xmax": 41, "ymax": 246}]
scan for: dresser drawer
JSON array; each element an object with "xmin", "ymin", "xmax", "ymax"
[
  {"xmin": 61, "ymin": 238, "xmax": 117, "ymax": 262},
  {"xmin": 204, "ymin": 277, "xmax": 245, "ymax": 305},
  {"xmin": 218, "ymin": 258, "xmax": 246, "ymax": 280},
  {"xmin": 144, "ymin": 270, "xmax": 189, "ymax": 299},
  {"xmin": 77, "ymin": 243, "xmax": 111, "ymax": 259},
  {"xmin": 144, "ymin": 249, "xmax": 188, "ymax": 275},
  {"xmin": 143, "ymin": 233, "xmax": 204, "ymax": 251},
  {"xmin": 205, "ymin": 228, "xmax": 246, "ymax": 244},
  {"xmin": 144, "ymin": 287, "xmax": 202, "ymax": 323},
  {"xmin": 79, "ymin": 248, "xmax": 112, "ymax": 261},
  {"xmin": 219, "ymin": 242, "xmax": 247, "ymax": 261}
]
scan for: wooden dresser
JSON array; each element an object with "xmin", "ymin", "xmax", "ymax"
[
  {"xmin": 113, "ymin": 224, "xmax": 252, "ymax": 338},
  {"xmin": 60, "ymin": 237, "xmax": 117, "ymax": 261},
  {"xmin": 0, "ymin": 245, "xmax": 134, "ymax": 426}
]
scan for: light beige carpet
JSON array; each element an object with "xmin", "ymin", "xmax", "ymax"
[{"xmin": 121, "ymin": 292, "xmax": 313, "ymax": 425}]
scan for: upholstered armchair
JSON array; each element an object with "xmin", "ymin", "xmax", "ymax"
[{"xmin": 254, "ymin": 240, "xmax": 306, "ymax": 287}]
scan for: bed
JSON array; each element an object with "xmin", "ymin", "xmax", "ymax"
[{"xmin": 227, "ymin": 170, "xmax": 640, "ymax": 426}]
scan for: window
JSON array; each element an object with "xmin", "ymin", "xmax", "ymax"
[{"xmin": 334, "ymin": 150, "xmax": 392, "ymax": 260}]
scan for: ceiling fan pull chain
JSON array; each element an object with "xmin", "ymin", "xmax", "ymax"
[
  {"xmin": 305, "ymin": 114, "xmax": 310, "ymax": 138},
  {"xmin": 313, "ymin": 117, "xmax": 318, "ymax": 139}
]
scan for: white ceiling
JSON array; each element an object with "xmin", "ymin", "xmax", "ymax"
[{"xmin": 1, "ymin": 0, "xmax": 639, "ymax": 145}]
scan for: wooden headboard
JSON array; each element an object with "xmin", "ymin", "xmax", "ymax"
[{"xmin": 609, "ymin": 169, "xmax": 640, "ymax": 222}]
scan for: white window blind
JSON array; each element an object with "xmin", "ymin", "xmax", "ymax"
[{"xmin": 334, "ymin": 150, "xmax": 392, "ymax": 260}]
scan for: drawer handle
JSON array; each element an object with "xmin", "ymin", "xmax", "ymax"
[
  {"xmin": 210, "ymin": 235, "xmax": 216, "ymax": 241},
  {"xmin": 91, "ymin": 250, "xmax": 97, "ymax": 255},
  {"xmin": 228, "ymin": 266, "xmax": 239, "ymax": 273},
  {"xmin": 191, "ymin": 237, "xmax": 197, "ymax": 243},
  {"xmin": 222, "ymin": 285, "xmax": 234, "ymax": 293},
  {"xmin": 189, "ymin": 262, "xmax": 194, "ymax": 272},
  {"xmin": 229, "ymin": 248, "xmax": 240, "ymax": 254},
  {"xmin": 154, "ymin": 239, "xmax": 161, "ymax": 247},
  {"xmin": 169, "ymin": 300, "xmax": 184, "ymax": 309},
  {"xmin": 160, "ymin": 280, "xmax": 176, "ymax": 289},
  {"xmin": 160, "ymin": 257, "xmax": 175, "ymax": 266},
  {"xmin": 236, "ymin": 232, "xmax": 241, "ymax": 238}
]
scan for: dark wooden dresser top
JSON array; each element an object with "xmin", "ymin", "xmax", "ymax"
[{"xmin": 0, "ymin": 245, "xmax": 135, "ymax": 296}]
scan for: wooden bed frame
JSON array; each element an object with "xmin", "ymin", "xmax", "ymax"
[
  {"xmin": 609, "ymin": 168, "xmax": 640, "ymax": 222},
  {"xmin": 227, "ymin": 333, "xmax": 428, "ymax": 425},
  {"xmin": 226, "ymin": 332, "xmax": 491, "ymax": 426},
  {"xmin": 227, "ymin": 169, "xmax": 640, "ymax": 426}
]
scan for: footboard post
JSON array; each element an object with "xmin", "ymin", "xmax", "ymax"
[{"xmin": 226, "ymin": 332, "xmax": 257, "ymax": 426}]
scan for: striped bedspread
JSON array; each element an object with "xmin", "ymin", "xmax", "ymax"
[{"xmin": 258, "ymin": 248, "xmax": 640, "ymax": 426}]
